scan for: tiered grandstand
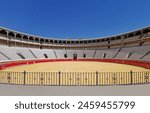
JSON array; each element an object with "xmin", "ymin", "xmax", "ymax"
[
  {"xmin": 0, "ymin": 27, "xmax": 150, "ymax": 61},
  {"xmin": 0, "ymin": 27, "xmax": 150, "ymax": 86}
]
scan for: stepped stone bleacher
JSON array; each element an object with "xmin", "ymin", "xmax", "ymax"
[
  {"xmin": 0, "ymin": 27, "xmax": 150, "ymax": 62},
  {"xmin": 0, "ymin": 45, "xmax": 150, "ymax": 61}
]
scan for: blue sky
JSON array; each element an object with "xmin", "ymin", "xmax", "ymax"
[{"xmin": 0, "ymin": 0, "xmax": 150, "ymax": 39}]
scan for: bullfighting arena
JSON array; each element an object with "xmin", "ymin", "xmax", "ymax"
[{"xmin": 0, "ymin": 26, "xmax": 150, "ymax": 95}]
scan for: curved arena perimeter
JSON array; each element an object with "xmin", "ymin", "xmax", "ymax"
[{"xmin": 0, "ymin": 27, "xmax": 150, "ymax": 86}]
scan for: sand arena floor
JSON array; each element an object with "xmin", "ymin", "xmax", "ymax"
[
  {"xmin": 3, "ymin": 61, "xmax": 150, "ymax": 72},
  {"xmin": 1, "ymin": 61, "xmax": 149, "ymax": 86}
]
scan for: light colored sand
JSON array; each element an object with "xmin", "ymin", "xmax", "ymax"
[
  {"xmin": 3, "ymin": 61, "xmax": 150, "ymax": 72},
  {"xmin": 1, "ymin": 62, "xmax": 149, "ymax": 86}
]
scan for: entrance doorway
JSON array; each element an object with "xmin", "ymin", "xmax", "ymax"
[{"xmin": 73, "ymin": 54, "xmax": 77, "ymax": 60}]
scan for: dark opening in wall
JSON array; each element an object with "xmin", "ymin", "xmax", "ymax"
[
  {"xmin": 73, "ymin": 54, "xmax": 77, "ymax": 60},
  {"xmin": 116, "ymin": 36, "xmax": 121, "ymax": 40},
  {"xmin": 111, "ymin": 37, "xmax": 115, "ymax": 41},
  {"xmin": 8, "ymin": 32, "xmax": 15, "ymax": 39},
  {"xmin": 54, "ymin": 40, "xmax": 58, "ymax": 43},
  {"xmin": 84, "ymin": 41, "xmax": 87, "ymax": 44},
  {"xmin": 29, "ymin": 37, "xmax": 34, "ymax": 42},
  {"xmin": 135, "ymin": 31, "xmax": 141, "ymax": 36},
  {"xmin": 35, "ymin": 38, "xmax": 39, "ymax": 43},
  {"xmin": 44, "ymin": 54, "xmax": 48, "ymax": 58},
  {"xmin": 71, "ymin": 41, "xmax": 74, "ymax": 44},
  {"xmin": 50, "ymin": 40, "xmax": 53, "ymax": 43},
  {"xmin": 40, "ymin": 39, "xmax": 44, "ymax": 44},
  {"xmin": 143, "ymin": 29, "xmax": 150, "ymax": 34},
  {"xmin": 103, "ymin": 53, "xmax": 106, "ymax": 58},
  {"xmin": 76, "ymin": 41, "xmax": 79, "ymax": 44},
  {"xmin": 92, "ymin": 40, "xmax": 96, "ymax": 43},
  {"xmin": 97, "ymin": 40, "xmax": 100, "ymax": 43},
  {"xmin": 0, "ymin": 30, "xmax": 7, "ymax": 37},
  {"xmin": 88, "ymin": 40, "xmax": 92, "ymax": 43},
  {"xmin": 124, "ymin": 35, "xmax": 127, "ymax": 39},
  {"xmin": 16, "ymin": 34, "xmax": 22, "ymax": 41},
  {"xmin": 128, "ymin": 33, "xmax": 134, "ymax": 38},
  {"xmin": 80, "ymin": 41, "xmax": 83, "ymax": 44},
  {"xmin": 101, "ymin": 39, "xmax": 105, "ymax": 42},
  {"xmin": 63, "ymin": 41, "xmax": 66, "ymax": 44},
  {"xmin": 45, "ymin": 39, "xmax": 49, "ymax": 43},
  {"xmin": 23, "ymin": 35, "xmax": 28, "ymax": 42},
  {"xmin": 64, "ymin": 54, "xmax": 67, "ymax": 58},
  {"xmin": 83, "ymin": 53, "xmax": 86, "ymax": 58},
  {"xmin": 59, "ymin": 40, "xmax": 62, "ymax": 44}
]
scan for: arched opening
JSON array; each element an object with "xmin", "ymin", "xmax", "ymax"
[
  {"xmin": 111, "ymin": 37, "xmax": 115, "ymax": 41},
  {"xmin": 76, "ymin": 41, "xmax": 80, "ymax": 44},
  {"xmin": 71, "ymin": 41, "xmax": 75, "ymax": 44},
  {"xmin": 29, "ymin": 37, "xmax": 34, "ymax": 42},
  {"xmin": 95, "ymin": 40, "xmax": 98, "ymax": 43},
  {"xmin": 35, "ymin": 38, "xmax": 39, "ymax": 43},
  {"xmin": 128, "ymin": 33, "xmax": 134, "ymax": 38},
  {"xmin": 8, "ymin": 32, "xmax": 15, "ymax": 39},
  {"xmin": 92, "ymin": 40, "xmax": 96, "ymax": 43},
  {"xmin": 84, "ymin": 41, "xmax": 88, "ymax": 44},
  {"xmin": 16, "ymin": 34, "xmax": 22, "ymax": 41},
  {"xmin": 80, "ymin": 41, "xmax": 84, "ymax": 44},
  {"xmin": 97, "ymin": 40, "xmax": 100, "ymax": 43},
  {"xmin": 0, "ymin": 30, "xmax": 7, "ymax": 37},
  {"xmin": 45, "ymin": 39, "xmax": 49, "ymax": 44},
  {"xmin": 124, "ymin": 35, "xmax": 128, "ymax": 39},
  {"xmin": 106, "ymin": 38, "xmax": 110, "ymax": 41},
  {"xmin": 63, "ymin": 41, "xmax": 66, "ymax": 44},
  {"xmin": 106, "ymin": 38, "xmax": 110, "ymax": 44},
  {"xmin": 143, "ymin": 29, "xmax": 150, "ymax": 34},
  {"xmin": 116, "ymin": 36, "xmax": 121, "ymax": 40},
  {"xmin": 54, "ymin": 40, "xmax": 58, "ymax": 43},
  {"xmin": 58, "ymin": 40, "xmax": 63, "ymax": 44},
  {"xmin": 101, "ymin": 39, "xmax": 105, "ymax": 42},
  {"xmin": 88, "ymin": 40, "xmax": 92, "ymax": 43},
  {"xmin": 0, "ymin": 30, "xmax": 7, "ymax": 45},
  {"xmin": 67, "ymin": 40, "xmax": 70, "ymax": 44},
  {"xmin": 50, "ymin": 40, "xmax": 53, "ymax": 43},
  {"xmin": 40, "ymin": 39, "xmax": 45, "ymax": 44},
  {"xmin": 135, "ymin": 31, "xmax": 142, "ymax": 36},
  {"xmin": 23, "ymin": 35, "xmax": 28, "ymax": 42}
]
